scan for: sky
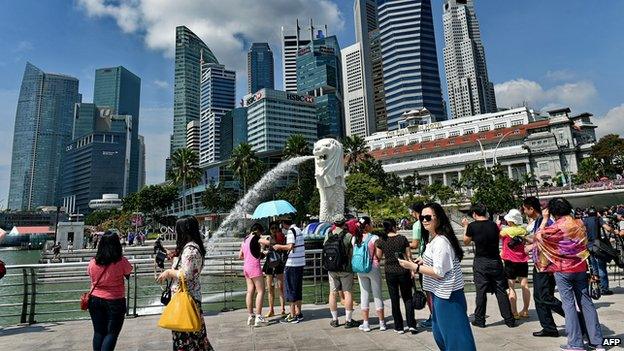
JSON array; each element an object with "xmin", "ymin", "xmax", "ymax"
[{"xmin": 0, "ymin": 0, "xmax": 623, "ymax": 209}]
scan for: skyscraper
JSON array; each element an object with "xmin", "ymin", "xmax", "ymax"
[
  {"xmin": 171, "ymin": 26, "xmax": 218, "ymax": 157},
  {"xmin": 93, "ymin": 66, "xmax": 141, "ymax": 193},
  {"xmin": 443, "ymin": 0, "xmax": 497, "ymax": 119},
  {"xmin": 138, "ymin": 134, "xmax": 146, "ymax": 189},
  {"xmin": 342, "ymin": 42, "xmax": 375, "ymax": 137},
  {"xmin": 8, "ymin": 63, "xmax": 80, "ymax": 210},
  {"xmin": 61, "ymin": 110, "xmax": 132, "ymax": 214},
  {"xmin": 186, "ymin": 120, "xmax": 200, "ymax": 154},
  {"xmin": 220, "ymin": 107, "xmax": 248, "ymax": 160},
  {"xmin": 281, "ymin": 19, "xmax": 327, "ymax": 93},
  {"xmin": 247, "ymin": 43, "xmax": 274, "ymax": 94},
  {"xmin": 378, "ymin": 0, "xmax": 446, "ymax": 129},
  {"xmin": 297, "ymin": 35, "xmax": 344, "ymax": 138},
  {"xmin": 354, "ymin": 0, "xmax": 384, "ymax": 133},
  {"xmin": 199, "ymin": 62, "xmax": 236, "ymax": 165}
]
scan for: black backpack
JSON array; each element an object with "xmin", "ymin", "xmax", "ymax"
[{"xmin": 322, "ymin": 232, "xmax": 348, "ymax": 272}]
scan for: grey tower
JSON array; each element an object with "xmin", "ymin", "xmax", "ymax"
[
  {"xmin": 247, "ymin": 43, "xmax": 274, "ymax": 94},
  {"xmin": 8, "ymin": 63, "xmax": 80, "ymax": 210},
  {"xmin": 443, "ymin": 0, "xmax": 497, "ymax": 118},
  {"xmin": 354, "ymin": 0, "xmax": 386, "ymax": 132},
  {"xmin": 281, "ymin": 19, "xmax": 327, "ymax": 93}
]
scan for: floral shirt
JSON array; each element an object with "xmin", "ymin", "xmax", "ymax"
[
  {"xmin": 534, "ymin": 216, "xmax": 589, "ymax": 273},
  {"xmin": 171, "ymin": 242, "xmax": 204, "ymax": 302}
]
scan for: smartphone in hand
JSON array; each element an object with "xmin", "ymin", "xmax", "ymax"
[{"xmin": 394, "ymin": 252, "xmax": 404, "ymax": 260}]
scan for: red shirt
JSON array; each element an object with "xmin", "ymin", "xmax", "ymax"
[{"xmin": 87, "ymin": 257, "xmax": 132, "ymax": 300}]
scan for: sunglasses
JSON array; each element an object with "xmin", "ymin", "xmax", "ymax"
[{"xmin": 421, "ymin": 215, "xmax": 435, "ymax": 222}]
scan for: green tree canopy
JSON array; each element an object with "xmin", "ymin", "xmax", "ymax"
[
  {"xmin": 283, "ymin": 134, "xmax": 311, "ymax": 159},
  {"xmin": 342, "ymin": 135, "xmax": 371, "ymax": 172},
  {"xmin": 576, "ymin": 157, "xmax": 604, "ymax": 183},
  {"xmin": 166, "ymin": 147, "xmax": 202, "ymax": 210},
  {"xmin": 461, "ymin": 163, "xmax": 522, "ymax": 214},
  {"xmin": 229, "ymin": 143, "xmax": 264, "ymax": 195},
  {"xmin": 202, "ymin": 182, "xmax": 239, "ymax": 214},
  {"xmin": 346, "ymin": 172, "xmax": 385, "ymax": 214},
  {"xmin": 591, "ymin": 134, "xmax": 624, "ymax": 176}
]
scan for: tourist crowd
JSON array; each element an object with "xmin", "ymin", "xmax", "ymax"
[{"xmin": 82, "ymin": 197, "xmax": 623, "ymax": 350}]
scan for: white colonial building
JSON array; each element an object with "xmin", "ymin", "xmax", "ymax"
[{"xmin": 366, "ymin": 107, "xmax": 597, "ymax": 186}]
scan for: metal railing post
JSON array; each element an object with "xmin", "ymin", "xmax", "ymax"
[
  {"xmin": 28, "ymin": 268, "xmax": 36, "ymax": 324},
  {"xmin": 133, "ymin": 263, "xmax": 138, "ymax": 317},
  {"xmin": 221, "ymin": 257, "xmax": 228, "ymax": 312},
  {"xmin": 20, "ymin": 269, "xmax": 28, "ymax": 324}
]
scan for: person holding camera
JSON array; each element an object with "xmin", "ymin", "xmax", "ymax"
[
  {"xmin": 583, "ymin": 207, "xmax": 614, "ymax": 296},
  {"xmin": 375, "ymin": 219, "xmax": 416, "ymax": 334},
  {"xmin": 500, "ymin": 209, "xmax": 531, "ymax": 319}
]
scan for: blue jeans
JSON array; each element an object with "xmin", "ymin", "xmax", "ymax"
[
  {"xmin": 554, "ymin": 272, "xmax": 603, "ymax": 348},
  {"xmin": 88, "ymin": 296, "xmax": 126, "ymax": 351},
  {"xmin": 431, "ymin": 289, "xmax": 476, "ymax": 351},
  {"xmin": 589, "ymin": 255, "xmax": 609, "ymax": 291}
]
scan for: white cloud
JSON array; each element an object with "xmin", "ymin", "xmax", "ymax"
[
  {"xmin": 595, "ymin": 104, "xmax": 624, "ymax": 138},
  {"xmin": 12, "ymin": 41, "xmax": 34, "ymax": 53},
  {"xmin": 77, "ymin": 0, "xmax": 344, "ymax": 74},
  {"xmin": 152, "ymin": 80, "xmax": 169, "ymax": 89},
  {"xmin": 494, "ymin": 78, "xmax": 598, "ymax": 112},
  {"xmin": 545, "ymin": 69, "xmax": 575, "ymax": 82}
]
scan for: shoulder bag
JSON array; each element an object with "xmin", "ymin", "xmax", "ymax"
[
  {"xmin": 411, "ymin": 277, "xmax": 427, "ymax": 310},
  {"xmin": 81, "ymin": 264, "xmax": 110, "ymax": 310},
  {"xmin": 158, "ymin": 273, "xmax": 202, "ymax": 332}
]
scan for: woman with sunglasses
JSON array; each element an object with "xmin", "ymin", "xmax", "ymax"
[{"xmin": 399, "ymin": 203, "xmax": 476, "ymax": 351}]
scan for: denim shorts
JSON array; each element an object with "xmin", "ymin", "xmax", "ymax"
[{"xmin": 284, "ymin": 266, "xmax": 304, "ymax": 302}]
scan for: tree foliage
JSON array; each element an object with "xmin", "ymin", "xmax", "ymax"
[
  {"xmin": 345, "ymin": 173, "xmax": 385, "ymax": 214},
  {"xmin": 202, "ymin": 182, "xmax": 239, "ymax": 214},
  {"xmin": 283, "ymin": 134, "xmax": 311, "ymax": 159},
  {"xmin": 123, "ymin": 184, "xmax": 179, "ymax": 218},
  {"xmin": 367, "ymin": 197, "xmax": 410, "ymax": 223},
  {"xmin": 85, "ymin": 209, "xmax": 120, "ymax": 226},
  {"xmin": 342, "ymin": 135, "xmax": 371, "ymax": 172},
  {"xmin": 576, "ymin": 157, "xmax": 604, "ymax": 183},
  {"xmin": 229, "ymin": 143, "xmax": 264, "ymax": 194},
  {"xmin": 461, "ymin": 163, "xmax": 522, "ymax": 214},
  {"xmin": 591, "ymin": 134, "xmax": 624, "ymax": 176}
]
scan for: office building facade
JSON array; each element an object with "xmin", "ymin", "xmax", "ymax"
[
  {"xmin": 244, "ymin": 89, "xmax": 317, "ymax": 153},
  {"xmin": 199, "ymin": 63, "xmax": 236, "ymax": 165},
  {"xmin": 186, "ymin": 120, "xmax": 200, "ymax": 154},
  {"xmin": 297, "ymin": 35, "xmax": 344, "ymax": 138},
  {"xmin": 281, "ymin": 19, "xmax": 327, "ymax": 93},
  {"xmin": 61, "ymin": 112, "xmax": 132, "ymax": 214},
  {"xmin": 378, "ymin": 0, "xmax": 446, "ymax": 129},
  {"xmin": 171, "ymin": 26, "xmax": 219, "ymax": 158},
  {"xmin": 93, "ymin": 66, "xmax": 141, "ymax": 193},
  {"xmin": 8, "ymin": 63, "xmax": 81, "ymax": 210},
  {"xmin": 354, "ymin": 0, "xmax": 384, "ymax": 133},
  {"xmin": 342, "ymin": 42, "xmax": 375, "ymax": 137},
  {"xmin": 443, "ymin": 0, "xmax": 497, "ymax": 119},
  {"xmin": 247, "ymin": 43, "xmax": 274, "ymax": 94},
  {"xmin": 138, "ymin": 135, "xmax": 146, "ymax": 189},
  {"xmin": 220, "ymin": 107, "xmax": 248, "ymax": 160}
]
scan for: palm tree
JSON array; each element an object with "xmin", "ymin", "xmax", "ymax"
[
  {"xmin": 167, "ymin": 148, "xmax": 202, "ymax": 213},
  {"xmin": 229, "ymin": 143, "xmax": 260, "ymax": 195},
  {"xmin": 342, "ymin": 135, "xmax": 371, "ymax": 172},
  {"xmin": 283, "ymin": 134, "xmax": 311, "ymax": 159}
]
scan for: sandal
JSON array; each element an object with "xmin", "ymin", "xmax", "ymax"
[{"xmin": 519, "ymin": 311, "xmax": 529, "ymax": 319}]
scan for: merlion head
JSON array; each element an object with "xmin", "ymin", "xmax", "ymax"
[{"xmin": 313, "ymin": 138, "xmax": 345, "ymax": 188}]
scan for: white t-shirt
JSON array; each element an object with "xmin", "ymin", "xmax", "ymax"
[
  {"xmin": 421, "ymin": 235, "xmax": 464, "ymax": 299},
  {"xmin": 286, "ymin": 225, "xmax": 305, "ymax": 267}
]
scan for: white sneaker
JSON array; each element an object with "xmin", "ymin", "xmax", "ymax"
[
  {"xmin": 254, "ymin": 315, "xmax": 267, "ymax": 327},
  {"xmin": 358, "ymin": 323, "xmax": 371, "ymax": 332},
  {"xmin": 247, "ymin": 315, "xmax": 255, "ymax": 326},
  {"xmin": 395, "ymin": 329, "xmax": 405, "ymax": 334},
  {"xmin": 379, "ymin": 323, "xmax": 387, "ymax": 331}
]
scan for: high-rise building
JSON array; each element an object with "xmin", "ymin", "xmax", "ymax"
[
  {"xmin": 199, "ymin": 62, "xmax": 235, "ymax": 166},
  {"xmin": 378, "ymin": 0, "xmax": 446, "ymax": 129},
  {"xmin": 61, "ymin": 110, "xmax": 132, "ymax": 214},
  {"xmin": 186, "ymin": 120, "xmax": 200, "ymax": 154},
  {"xmin": 138, "ymin": 134, "xmax": 146, "ymax": 189},
  {"xmin": 171, "ymin": 26, "xmax": 219, "ymax": 158},
  {"xmin": 247, "ymin": 43, "xmax": 274, "ymax": 94},
  {"xmin": 353, "ymin": 0, "xmax": 383, "ymax": 133},
  {"xmin": 8, "ymin": 63, "xmax": 80, "ymax": 210},
  {"xmin": 443, "ymin": 0, "xmax": 497, "ymax": 119},
  {"xmin": 220, "ymin": 107, "xmax": 248, "ymax": 160},
  {"xmin": 93, "ymin": 66, "xmax": 141, "ymax": 193},
  {"xmin": 244, "ymin": 89, "xmax": 317, "ymax": 153},
  {"xmin": 297, "ymin": 35, "xmax": 344, "ymax": 138},
  {"xmin": 281, "ymin": 19, "xmax": 327, "ymax": 93},
  {"xmin": 342, "ymin": 43, "xmax": 375, "ymax": 137}
]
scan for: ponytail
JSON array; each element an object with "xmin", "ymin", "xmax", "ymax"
[{"xmin": 355, "ymin": 216, "xmax": 371, "ymax": 246}]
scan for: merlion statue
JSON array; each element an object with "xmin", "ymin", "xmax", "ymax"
[{"xmin": 313, "ymin": 138, "xmax": 346, "ymax": 222}]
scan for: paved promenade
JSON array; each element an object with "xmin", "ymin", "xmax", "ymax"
[{"xmin": 1, "ymin": 288, "xmax": 623, "ymax": 351}]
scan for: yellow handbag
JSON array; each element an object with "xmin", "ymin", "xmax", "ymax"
[{"xmin": 158, "ymin": 272, "xmax": 202, "ymax": 332}]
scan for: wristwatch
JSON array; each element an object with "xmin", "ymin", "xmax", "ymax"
[{"xmin": 416, "ymin": 263, "xmax": 421, "ymax": 273}]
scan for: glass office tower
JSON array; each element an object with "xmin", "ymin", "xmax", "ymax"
[
  {"xmin": 247, "ymin": 43, "xmax": 274, "ymax": 94},
  {"xmin": 8, "ymin": 62, "xmax": 80, "ymax": 210}
]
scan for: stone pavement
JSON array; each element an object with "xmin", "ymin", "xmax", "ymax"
[{"xmin": 1, "ymin": 288, "xmax": 623, "ymax": 351}]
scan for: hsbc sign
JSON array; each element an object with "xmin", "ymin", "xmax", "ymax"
[{"xmin": 286, "ymin": 93, "xmax": 314, "ymax": 104}]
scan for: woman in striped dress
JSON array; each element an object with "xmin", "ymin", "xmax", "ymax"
[{"xmin": 399, "ymin": 203, "xmax": 475, "ymax": 351}]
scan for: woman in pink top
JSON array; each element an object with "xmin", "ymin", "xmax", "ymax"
[
  {"xmin": 87, "ymin": 231, "xmax": 132, "ymax": 351},
  {"xmin": 499, "ymin": 209, "xmax": 530, "ymax": 319},
  {"xmin": 239, "ymin": 223, "xmax": 267, "ymax": 327}
]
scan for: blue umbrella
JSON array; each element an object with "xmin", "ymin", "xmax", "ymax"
[{"xmin": 252, "ymin": 200, "xmax": 297, "ymax": 219}]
